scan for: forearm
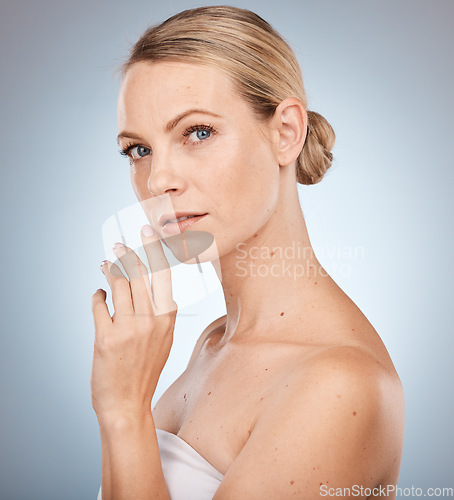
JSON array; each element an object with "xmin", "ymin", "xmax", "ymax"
[
  {"xmin": 97, "ymin": 412, "xmax": 170, "ymax": 500},
  {"xmin": 99, "ymin": 422, "xmax": 112, "ymax": 499}
]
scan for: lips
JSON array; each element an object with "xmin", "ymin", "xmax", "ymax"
[
  {"xmin": 158, "ymin": 211, "xmax": 208, "ymax": 228},
  {"xmin": 161, "ymin": 213, "xmax": 208, "ymax": 235}
]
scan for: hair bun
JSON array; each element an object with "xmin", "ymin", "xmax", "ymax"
[{"xmin": 297, "ymin": 110, "xmax": 336, "ymax": 185}]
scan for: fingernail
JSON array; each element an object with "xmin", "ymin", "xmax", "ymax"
[
  {"xmin": 113, "ymin": 242, "xmax": 125, "ymax": 251},
  {"xmin": 100, "ymin": 260, "xmax": 109, "ymax": 271},
  {"xmin": 142, "ymin": 225, "xmax": 154, "ymax": 237}
]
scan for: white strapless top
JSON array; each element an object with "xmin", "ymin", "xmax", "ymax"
[{"xmin": 96, "ymin": 428, "xmax": 224, "ymax": 499}]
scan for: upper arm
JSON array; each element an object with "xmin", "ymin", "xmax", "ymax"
[
  {"xmin": 213, "ymin": 347, "xmax": 404, "ymax": 499},
  {"xmin": 185, "ymin": 315, "xmax": 227, "ymax": 371}
]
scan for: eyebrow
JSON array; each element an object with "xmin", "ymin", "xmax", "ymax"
[{"xmin": 117, "ymin": 108, "xmax": 222, "ymax": 145}]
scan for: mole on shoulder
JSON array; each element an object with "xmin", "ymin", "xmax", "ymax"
[
  {"xmin": 280, "ymin": 312, "xmax": 284, "ymax": 316},
  {"xmin": 353, "ymin": 411, "xmax": 357, "ymax": 416}
]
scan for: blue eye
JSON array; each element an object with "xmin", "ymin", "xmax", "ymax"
[
  {"xmin": 132, "ymin": 146, "xmax": 151, "ymax": 158},
  {"xmin": 195, "ymin": 129, "xmax": 210, "ymax": 140},
  {"xmin": 183, "ymin": 124, "xmax": 216, "ymax": 143},
  {"xmin": 119, "ymin": 144, "xmax": 151, "ymax": 160}
]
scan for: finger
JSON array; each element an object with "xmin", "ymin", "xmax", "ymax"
[
  {"xmin": 141, "ymin": 225, "xmax": 177, "ymax": 315},
  {"xmin": 112, "ymin": 242, "xmax": 155, "ymax": 316},
  {"xmin": 100, "ymin": 260, "xmax": 134, "ymax": 318},
  {"xmin": 91, "ymin": 288, "xmax": 112, "ymax": 331}
]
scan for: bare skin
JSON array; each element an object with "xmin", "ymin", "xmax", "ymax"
[
  {"xmin": 114, "ymin": 60, "xmax": 405, "ymax": 498},
  {"xmin": 153, "ymin": 313, "xmax": 404, "ymax": 493}
]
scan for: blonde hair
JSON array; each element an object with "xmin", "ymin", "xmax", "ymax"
[{"xmin": 119, "ymin": 5, "xmax": 336, "ymax": 185}]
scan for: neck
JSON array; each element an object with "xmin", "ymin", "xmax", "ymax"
[{"xmin": 211, "ymin": 183, "xmax": 327, "ymax": 344}]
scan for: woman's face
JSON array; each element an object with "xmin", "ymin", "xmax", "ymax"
[{"xmin": 117, "ymin": 60, "xmax": 281, "ymax": 261}]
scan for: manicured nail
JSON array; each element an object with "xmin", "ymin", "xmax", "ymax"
[
  {"xmin": 100, "ymin": 260, "xmax": 109, "ymax": 270},
  {"xmin": 142, "ymin": 225, "xmax": 154, "ymax": 237}
]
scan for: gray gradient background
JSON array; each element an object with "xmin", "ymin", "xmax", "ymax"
[{"xmin": 1, "ymin": 0, "xmax": 453, "ymax": 498}]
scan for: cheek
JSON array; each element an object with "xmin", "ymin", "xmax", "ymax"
[
  {"xmin": 217, "ymin": 141, "xmax": 279, "ymax": 226},
  {"xmin": 130, "ymin": 166, "xmax": 151, "ymax": 199}
]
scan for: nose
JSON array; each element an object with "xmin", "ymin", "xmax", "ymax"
[{"xmin": 147, "ymin": 152, "xmax": 185, "ymax": 197}]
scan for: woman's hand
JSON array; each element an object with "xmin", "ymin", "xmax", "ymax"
[{"xmin": 90, "ymin": 225, "xmax": 177, "ymax": 421}]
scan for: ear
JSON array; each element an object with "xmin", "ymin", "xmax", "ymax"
[{"xmin": 271, "ymin": 97, "xmax": 308, "ymax": 167}]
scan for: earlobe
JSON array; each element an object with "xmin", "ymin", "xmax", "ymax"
[{"xmin": 274, "ymin": 98, "xmax": 307, "ymax": 167}]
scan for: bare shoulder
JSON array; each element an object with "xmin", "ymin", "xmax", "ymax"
[
  {"xmin": 263, "ymin": 344, "xmax": 405, "ymax": 484},
  {"xmin": 185, "ymin": 314, "xmax": 227, "ymax": 370},
  {"xmin": 278, "ymin": 343, "xmax": 405, "ymax": 435},
  {"xmin": 213, "ymin": 343, "xmax": 405, "ymax": 498},
  {"xmin": 300, "ymin": 342, "xmax": 402, "ymax": 386},
  {"xmin": 267, "ymin": 342, "xmax": 404, "ymax": 425}
]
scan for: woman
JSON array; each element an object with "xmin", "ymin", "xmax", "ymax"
[{"xmin": 91, "ymin": 6, "xmax": 405, "ymax": 499}]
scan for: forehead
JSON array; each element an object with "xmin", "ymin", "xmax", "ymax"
[{"xmin": 117, "ymin": 60, "xmax": 241, "ymax": 125}]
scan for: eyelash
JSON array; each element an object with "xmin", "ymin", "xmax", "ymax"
[{"xmin": 118, "ymin": 123, "xmax": 216, "ymax": 158}]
